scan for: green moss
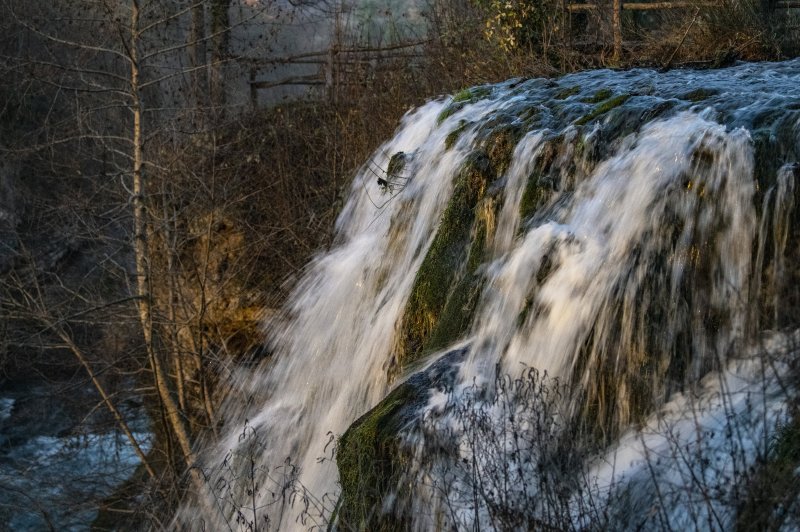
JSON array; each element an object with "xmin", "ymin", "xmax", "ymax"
[
  {"xmin": 519, "ymin": 105, "xmax": 540, "ymax": 123},
  {"xmin": 452, "ymin": 88, "xmax": 473, "ymax": 103},
  {"xmin": 399, "ymin": 152, "xmax": 494, "ymax": 368},
  {"xmin": 575, "ymin": 94, "xmax": 631, "ymax": 126},
  {"xmin": 387, "ymin": 152, "xmax": 406, "ymax": 177},
  {"xmin": 468, "ymin": 86, "xmax": 492, "ymax": 101},
  {"xmin": 445, "ymin": 120, "xmax": 469, "ymax": 151},
  {"xmin": 752, "ymin": 111, "xmax": 800, "ymax": 203},
  {"xmin": 555, "ymin": 85, "xmax": 580, "ymax": 100},
  {"xmin": 437, "ymin": 87, "xmax": 493, "ymax": 125},
  {"xmin": 519, "ymin": 139, "xmax": 560, "ymax": 220},
  {"xmin": 337, "ymin": 349, "xmax": 466, "ymax": 529},
  {"xmin": 482, "ymin": 125, "xmax": 522, "ymax": 176},
  {"xmin": 640, "ymin": 99, "xmax": 676, "ymax": 123},
  {"xmin": 425, "ymin": 202, "xmax": 495, "ymax": 354},
  {"xmin": 681, "ymin": 88, "xmax": 719, "ymax": 102},
  {"xmin": 337, "ymin": 383, "xmax": 416, "ymax": 531},
  {"xmin": 436, "ymin": 103, "xmax": 463, "ymax": 125},
  {"xmin": 581, "ymin": 88, "xmax": 613, "ymax": 104}
]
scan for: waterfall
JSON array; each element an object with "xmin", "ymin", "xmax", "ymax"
[{"xmin": 178, "ymin": 60, "xmax": 800, "ymax": 531}]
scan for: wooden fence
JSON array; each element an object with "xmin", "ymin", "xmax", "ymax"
[
  {"xmin": 567, "ymin": 0, "xmax": 800, "ymax": 60},
  {"xmin": 247, "ymin": 1, "xmax": 800, "ymax": 104},
  {"xmin": 246, "ymin": 40, "xmax": 427, "ymax": 106}
]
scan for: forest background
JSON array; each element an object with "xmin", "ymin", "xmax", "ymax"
[{"xmin": 0, "ymin": 0, "xmax": 797, "ymax": 528}]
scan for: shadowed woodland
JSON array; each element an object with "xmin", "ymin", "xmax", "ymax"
[{"xmin": 0, "ymin": 0, "xmax": 799, "ymax": 529}]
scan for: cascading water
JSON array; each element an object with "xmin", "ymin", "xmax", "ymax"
[{"xmin": 178, "ymin": 60, "xmax": 800, "ymax": 531}]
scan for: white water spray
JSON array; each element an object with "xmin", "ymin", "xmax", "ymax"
[{"xmin": 178, "ymin": 61, "xmax": 800, "ymax": 531}]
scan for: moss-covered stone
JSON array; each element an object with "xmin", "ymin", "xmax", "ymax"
[
  {"xmin": 444, "ymin": 120, "xmax": 470, "ymax": 151},
  {"xmin": 581, "ymin": 88, "xmax": 613, "ymax": 104},
  {"xmin": 337, "ymin": 348, "xmax": 466, "ymax": 530},
  {"xmin": 519, "ymin": 138, "xmax": 562, "ymax": 221},
  {"xmin": 750, "ymin": 110, "xmax": 800, "ymax": 331},
  {"xmin": 752, "ymin": 111, "xmax": 800, "ymax": 196},
  {"xmin": 460, "ymin": 86, "xmax": 492, "ymax": 102},
  {"xmin": 336, "ymin": 382, "xmax": 415, "ymax": 531},
  {"xmin": 681, "ymin": 88, "xmax": 719, "ymax": 102},
  {"xmin": 575, "ymin": 94, "xmax": 632, "ymax": 126},
  {"xmin": 398, "ymin": 151, "xmax": 495, "ymax": 369},
  {"xmin": 481, "ymin": 124, "xmax": 523, "ymax": 176},
  {"xmin": 425, "ymin": 199, "xmax": 497, "ymax": 354},
  {"xmin": 555, "ymin": 85, "xmax": 580, "ymax": 100},
  {"xmin": 437, "ymin": 86, "xmax": 493, "ymax": 125},
  {"xmin": 387, "ymin": 152, "xmax": 406, "ymax": 177}
]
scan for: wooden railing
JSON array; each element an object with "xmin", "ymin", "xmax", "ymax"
[
  {"xmin": 246, "ymin": 40, "xmax": 427, "ymax": 106},
  {"xmin": 567, "ymin": 0, "xmax": 800, "ymax": 61},
  {"xmin": 568, "ymin": 1, "xmax": 800, "ymax": 11}
]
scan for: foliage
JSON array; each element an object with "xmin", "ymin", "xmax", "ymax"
[{"xmin": 472, "ymin": 0, "xmax": 561, "ymax": 53}]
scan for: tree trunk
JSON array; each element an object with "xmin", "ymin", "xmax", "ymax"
[
  {"xmin": 129, "ymin": 0, "xmax": 198, "ymax": 477},
  {"xmin": 56, "ymin": 327, "xmax": 156, "ymax": 479}
]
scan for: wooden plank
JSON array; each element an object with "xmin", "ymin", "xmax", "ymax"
[
  {"xmin": 777, "ymin": 1, "xmax": 800, "ymax": 8},
  {"xmin": 250, "ymin": 76, "xmax": 325, "ymax": 90},
  {"xmin": 625, "ymin": 1, "xmax": 711, "ymax": 9}
]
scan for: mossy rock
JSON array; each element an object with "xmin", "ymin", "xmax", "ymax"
[
  {"xmin": 680, "ymin": 88, "xmax": 719, "ymax": 103},
  {"xmin": 752, "ymin": 112, "xmax": 800, "ymax": 188},
  {"xmin": 425, "ymin": 199, "xmax": 496, "ymax": 354},
  {"xmin": 336, "ymin": 347, "xmax": 466, "ymax": 530},
  {"xmin": 444, "ymin": 120, "xmax": 470, "ymax": 151},
  {"xmin": 453, "ymin": 86, "xmax": 492, "ymax": 103},
  {"xmin": 581, "ymin": 88, "xmax": 613, "ymax": 104},
  {"xmin": 437, "ymin": 86, "xmax": 493, "ymax": 125},
  {"xmin": 336, "ymin": 382, "xmax": 416, "ymax": 531},
  {"xmin": 436, "ymin": 103, "xmax": 464, "ymax": 126},
  {"xmin": 519, "ymin": 137, "xmax": 563, "ymax": 221},
  {"xmin": 480, "ymin": 123, "xmax": 524, "ymax": 176},
  {"xmin": 387, "ymin": 152, "xmax": 407, "ymax": 177},
  {"xmin": 574, "ymin": 97, "xmax": 675, "ymax": 165},
  {"xmin": 750, "ymin": 112, "xmax": 800, "ymax": 330},
  {"xmin": 398, "ymin": 151, "xmax": 495, "ymax": 371},
  {"xmin": 575, "ymin": 94, "xmax": 631, "ymax": 126},
  {"xmin": 554, "ymin": 85, "xmax": 580, "ymax": 100}
]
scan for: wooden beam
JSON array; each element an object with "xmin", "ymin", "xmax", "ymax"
[
  {"xmin": 776, "ymin": 0, "xmax": 800, "ymax": 8},
  {"xmin": 568, "ymin": 1, "xmax": 715, "ymax": 11},
  {"xmin": 625, "ymin": 1, "xmax": 711, "ymax": 9},
  {"xmin": 250, "ymin": 76, "xmax": 325, "ymax": 90},
  {"xmin": 240, "ymin": 39, "xmax": 431, "ymax": 67}
]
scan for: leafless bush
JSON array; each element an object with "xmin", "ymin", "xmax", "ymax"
[
  {"xmin": 385, "ymin": 336, "xmax": 799, "ymax": 531},
  {"xmin": 186, "ymin": 423, "xmax": 339, "ymax": 532}
]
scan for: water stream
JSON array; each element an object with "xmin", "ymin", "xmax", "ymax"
[{"xmin": 180, "ymin": 59, "xmax": 800, "ymax": 530}]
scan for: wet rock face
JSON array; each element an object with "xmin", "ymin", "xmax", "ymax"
[
  {"xmin": 182, "ymin": 60, "xmax": 800, "ymax": 532},
  {"xmin": 331, "ymin": 60, "xmax": 800, "ymax": 529},
  {"xmin": 336, "ymin": 347, "xmax": 466, "ymax": 530}
]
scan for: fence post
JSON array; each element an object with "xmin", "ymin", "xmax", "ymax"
[
  {"xmin": 249, "ymin": 67, "xmax": 257, "ymax": 108},
  {"xmin": 613, "ymin": 0, "xmax": 622, "ymax": 61}
]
